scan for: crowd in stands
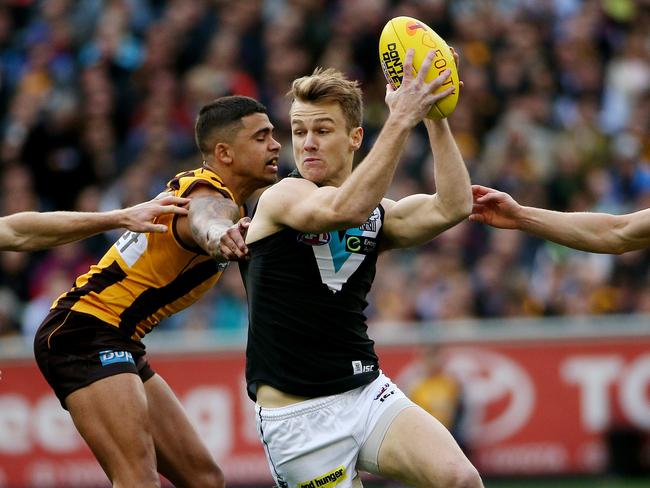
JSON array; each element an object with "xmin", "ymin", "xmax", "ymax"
[{"xmin": 0, "ymin": 0, "xmax": 648, "ymax": 340}]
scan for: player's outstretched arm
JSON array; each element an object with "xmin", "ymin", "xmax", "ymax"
[
  {"xmin": 0, "ymin": 194, "xmax": 190, "ymax": 252},
  {"xmin": 469, "ymin": 184, "xmax": 650, "ymax": 254},
  {"xmin": 381, "ymin": 118, "xmax": 471, "ymax": 250},
  {"xmin": 117, "ymin": 193, "xmax": 190, "ymax": 232}
]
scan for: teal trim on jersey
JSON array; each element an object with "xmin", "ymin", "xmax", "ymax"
[{"xmin": 328, "ymin": 227, "xmax": 363, "ymax": 272}]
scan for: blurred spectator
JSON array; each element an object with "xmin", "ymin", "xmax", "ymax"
[
  {"xmin": 403, "ymin": 345, "xmax": 467, "ymax": 449},
  {"xmin": 0, "ymin": 287, "xmax": 20, "ymax": 337}
]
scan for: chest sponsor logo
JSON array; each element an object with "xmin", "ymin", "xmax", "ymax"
[
  {"xmin": 99, "ymin": 350, "xmax": 135, "ymax": 367},
  {"xmin": 299, "ymin": 466, "xmax": 346, "ymax": 488},
  {"xmin": 345, "ymin": 235, "xmax": 377, "ymax": 254},
  {"xmin": 297, "ymin": 232, "xmax": 331, "ymax": 246}
]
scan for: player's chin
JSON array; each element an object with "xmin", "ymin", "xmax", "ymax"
[
  {"xmin": 298, "ymin": 167, "xmax": 326, "ymax": 185},
  {"xmin": 261, "ymin": 170, "xmax": 279, "ymax": 185},
  {"xmin": 262, "ymin": 162, "xmax": 279, "ymax": 176}
]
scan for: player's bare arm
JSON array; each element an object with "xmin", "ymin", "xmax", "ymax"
[
  {"xmin": 470, "ymin": 184, "xmax": 650, "ymax": 254},
  {"xmin": 0, "ymin": 195, "xmax": 190, "ymax": 252},
  {"xmin": 117, "ymin": 193, "xmax": 190, "ymax": 233},
  {"xmin": 381, "ymin": 118, "xmax": 471, "ymax": 250},
  {"xmin": 248, "ymin": 50, "xmax": 455, "ymax": 240},
  {"xmin": 175, "ymin": 185, "xmax": 242, "ymax": 261}
]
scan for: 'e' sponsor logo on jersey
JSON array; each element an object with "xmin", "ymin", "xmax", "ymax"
[{"xmin": 345, "ymin": 235, "xmax": 377, "ymax": 254}]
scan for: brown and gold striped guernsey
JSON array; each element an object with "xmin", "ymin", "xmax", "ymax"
[{"xmin": 51, "ymin": 166, "xmax": 242, "ymax": 340}]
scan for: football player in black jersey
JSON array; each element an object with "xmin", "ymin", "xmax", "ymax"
[{"xmin": 234, "ymin": 49, "xmax": 483, "ymax": 488}]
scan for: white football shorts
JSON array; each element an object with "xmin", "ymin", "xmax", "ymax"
[{"xmin": 255, "ymin": 372, "xmax": 415, "ymax": 488}]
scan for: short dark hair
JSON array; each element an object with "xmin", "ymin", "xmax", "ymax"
[{"xmin": 195, "ymin": 96, "xmax": 267, "ymax": 157}]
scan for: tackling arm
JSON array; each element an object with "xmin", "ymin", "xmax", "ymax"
[
  {"xmin": 511, "ymin": 207, "xmax": 650, "ymax": 254},
  {"xmin": 175, "ymin": 186, "xmax": 242, "ymax": 261},
  {"xmin": 470, "ymin": 185, "xmax": 650, "ymax": 254},
  {"xmin": 0, "ymin": 195, "xmax": 190, "ymax": 252}
]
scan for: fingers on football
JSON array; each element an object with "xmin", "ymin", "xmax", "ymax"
[
  {"xmin": 417, "ymin": 49, "xmax": 437, "ymax": 83},
  {"xmin": 450, "ymin": 46, "xmax": 460, "ymax": 69},
  {"xmin": 448, "ymin": 47, "xmax": 464, "ymax": 91},
  {"xmin": 427, "ymin": 68, "xmax": 451, "ymax": 91},
  {"xmin": 402, "ymin": 48, "xmax": 415, "ymax": 81}
]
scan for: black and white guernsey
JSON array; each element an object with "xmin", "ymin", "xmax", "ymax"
[{"xmin": 242, "ymin": 205, "xmax": 385, "ymax": 400}]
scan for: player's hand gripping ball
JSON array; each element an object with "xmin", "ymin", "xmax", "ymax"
[{"xmin": 379, "ymin": 16, "xmax": 460, "ymax": 119}]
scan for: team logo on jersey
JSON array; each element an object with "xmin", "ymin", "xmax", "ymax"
[
  {"xmin": 297, "ymin": 232, "xmax": 331, "ymax": 246},
  {"xmin": 311, "ymin": 207, "xmax": 382, "ymax": 292},
  {"xmin": 99, "ymin": 350, "xmax": 135, "ymax": 366},
  {"xmin": 298, "ymin": 466, "xmax": 346, "ymax": 488},
  {"xmin": 358, "ymin": 208, "xmax": 380, "ymax": 232}
]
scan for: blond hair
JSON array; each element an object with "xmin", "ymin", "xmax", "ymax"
[{"xmin": 288, "ymin": 68, "xmax": 363, "ymax": 130}]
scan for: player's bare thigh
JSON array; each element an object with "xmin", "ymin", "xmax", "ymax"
[
  {"xmin": 66, "ymin": 373, "xmax": 159, "ymax": 486},
  {"xmin": 144, "ymin": 374, "xmax": 224, "ymax": 488},
  {"xmin": 376, "ymin": 405, "xmax": 483, "ymax": 487}
]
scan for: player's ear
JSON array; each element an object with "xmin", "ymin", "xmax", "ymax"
[
  {"xmin": 350, "ymin": 126, "xmax": 364, "ymax": 151},
  {"xmin": 215, "ymin": 142, "xmax": 233, "ymax": 165}
]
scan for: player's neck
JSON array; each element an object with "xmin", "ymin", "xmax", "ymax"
[
  {"xmin": 322, "ymin": 168, "xmax": 351, "ymax": 187},
  {"xmin": 227, "ymin": 174, "xmax": 268, "ymax": 206},
  {"xmin": 200, "ymin": 161, "xmax": 242, "ymax": 205}
]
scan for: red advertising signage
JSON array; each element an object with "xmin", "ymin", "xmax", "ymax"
[{"xmin": 1, "ymin": 337, "xmax": 649, "ymax": 486}]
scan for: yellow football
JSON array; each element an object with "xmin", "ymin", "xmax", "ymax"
[{"xmin": 379, "ymin": 16, "xmax": 459, "ymax": 119}]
